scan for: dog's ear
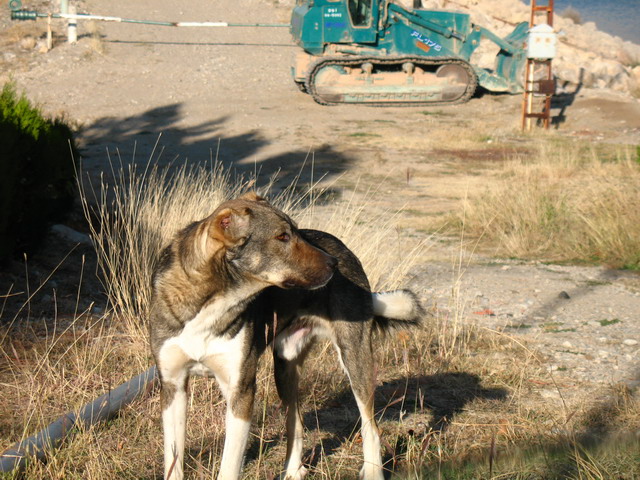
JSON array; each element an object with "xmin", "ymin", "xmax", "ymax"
[
  {"xmin": 211, "ymin": 207, "xmax": 251, "ymax": 246},
  {"xmin": 238, "ymin": 191, "xmax": 268, "ymax": 204}
]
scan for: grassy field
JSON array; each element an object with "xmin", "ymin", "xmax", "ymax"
[
  {"xmin": 443, "ymin": 142, "xmax": 640, "ymax": 270},
  {"xmin": 0, "ymin": 145, "xmax": 639, "ymax": 479}
]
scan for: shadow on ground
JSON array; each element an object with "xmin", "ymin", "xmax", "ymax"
[
  {"xmin": 237, "ymin": 371, "xmax": 508, "ymax": 477},
  {"xmin": 79, "ymin": 102, "xmax": 354, "ymax": 191},
  {"xmin": 551, "ymin": 69, "xmax": 584, "ymax": 129},
  {"xmin": 517, "ymin": 268, "xmax": 632, "ymax": 329}
]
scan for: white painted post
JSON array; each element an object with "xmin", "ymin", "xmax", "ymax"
[
  {"xmin": 60, "ymin": 0, "xmax": 68, "ymax": 14},
  {"xmin": 68, "ymin": 5, "xmax": 78, "ymax": 43}
]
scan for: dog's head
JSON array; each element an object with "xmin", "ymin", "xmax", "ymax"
[{"xmin": 199, "ymin": 192, "xmax": 336, "ymax": 290}]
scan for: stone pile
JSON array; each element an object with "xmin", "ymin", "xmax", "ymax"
[{"xmin": 418, "ymin": 0, "xmax": 640, "ymax": 95}]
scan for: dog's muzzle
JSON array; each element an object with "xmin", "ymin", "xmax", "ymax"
[{"xmin": 282, "ymin": 253, "xmax": 337, "ymax": 290}]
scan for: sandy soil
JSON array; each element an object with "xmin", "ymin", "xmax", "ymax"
[{"xmin": 1, "ymin": 0, "xmax": 639, "ymax": 428}]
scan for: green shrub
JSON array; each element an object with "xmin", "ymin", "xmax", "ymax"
[{"xmin": 0, "ymin": 82, "xmax": 78, "ymax": 262}]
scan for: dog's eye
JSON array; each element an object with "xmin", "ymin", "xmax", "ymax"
[{"xmin": 276, "ymin": 233, "xmax": 290, "ymax": 242}]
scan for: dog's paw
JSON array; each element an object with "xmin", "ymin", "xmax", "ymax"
[
  {"xmin": 359, "ymin": 464, "xmax": 384, "ymax": 480},
  {"xmin": 282, "ymin": 465, "xmax": 308, "ymax": 480}
]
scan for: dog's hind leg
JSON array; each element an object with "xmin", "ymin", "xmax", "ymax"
[
  {"xmin": 334, "ymin": 333, "xmax": 384, "ymax": 480},
  {"xmin": 273, "ymin": 347, "xmax": 310, "ymax": 480}
]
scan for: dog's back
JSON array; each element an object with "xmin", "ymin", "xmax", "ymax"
[{"xmin": 250, "ymin": 228, "xmax": 422, "ymax": 343}]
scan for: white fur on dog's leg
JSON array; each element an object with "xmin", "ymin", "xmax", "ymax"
[
  {"xmin": 163, "ymin": 385, "xmax": 187, "ymax": 480},
  {"xmin": 354, "ymin": 396, "xmax": 384, "ymax": 480},
  {"xmin": 283, "ymin": 465, "xmax": 308, "ymax": 480},
  {"xmin": 217, "ymin": 407, "xmax": 251, "ymax": 480},
  {"xmin": 158, "ymin": 344, "xmax": 191, "ymax": 480},
  {"xmin": 282, "ymin": 409, "xmax": 307, "ymax": 480}
]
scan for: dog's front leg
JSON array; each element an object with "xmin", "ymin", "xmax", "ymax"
[
  {"xmin": 214, "ymin": 355, "xmax": 257, "ymax": 480},
  {"xmin": 158, "ymin": 344, "xmax": 191, "ymax": 480},
  {"xmin": 215, "ymin": 379, "xmax": 256, "ymax": 480},
  {"xmin": 217, "ymin": 401, "xmax": 253, "ymax": 479}
]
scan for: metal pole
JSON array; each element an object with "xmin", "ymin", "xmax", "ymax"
[{"xmin": 11, "ymin": 10, "xmax": 290, "ymax": 28}]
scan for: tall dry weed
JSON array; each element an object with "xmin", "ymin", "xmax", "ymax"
[
  {"xmin": 451, "ymin": 144, "xmax": 640, "ymax": 268},
  {"xmin": 79, "ymin": 155, "xmax": 430, "ymax": 343},
  {"xmin": 79, "ymin": 157, "xmax": 243, "ymax": 343}
]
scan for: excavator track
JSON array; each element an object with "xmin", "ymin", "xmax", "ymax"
[{"xmin": 305, "ymin": 56, "xmax": 478, "ymax": 107}]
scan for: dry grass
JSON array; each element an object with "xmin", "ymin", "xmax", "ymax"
[
  {"xmin": 444, "ymin": 143, "xmax": 640, "ymax": 270},
  {"xmin": 1, "ymin": 153, "xmax": 638, "ymax": 479}
]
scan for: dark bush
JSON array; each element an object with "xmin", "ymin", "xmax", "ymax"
[{"xmin": 0, "ymin": 82, "xmax": 78, "ymax": 263}]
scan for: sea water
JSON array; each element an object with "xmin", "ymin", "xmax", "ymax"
[{"xmin": 551, "ymin": 0, "xmax": 639, "ymax": 44}]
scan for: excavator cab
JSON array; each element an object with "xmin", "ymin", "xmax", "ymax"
[
  {"xmin": 291, "ymin": 0, "xmax": 379, "ymax": 51},
  {"xmin": 348, "ymin": 0, "xmax": 373, "ymax": 27}
]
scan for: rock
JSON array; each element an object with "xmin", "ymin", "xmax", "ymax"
[
  {"xmin": 540, "ymin": 388, "xmax": 561, "ymax": 399},
  {"xmin": 630, "ymin": 66, "xmax": 640, "ymax": 91},
  {"xmin": 440, "ymin": 0, "xmax": 640, "ymax": 96},
  {"xmin": 623, "ymin": 339, "xmax": 638, "ymax": 346},
  {"xmin": 51, "ymin": 224, "xmax": 93, "ymax": 246},
  {"xmin": 20, "ymin": 35, "xmax": 37, "ymax": 50},
  {"xmin": 558, "ymin": 291, "xmax": 571, "ymax": 299}
]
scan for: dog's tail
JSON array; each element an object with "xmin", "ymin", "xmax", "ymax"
[{"xmin": 372, "ymin": 290, "xmax": 424, "ymax": 332}]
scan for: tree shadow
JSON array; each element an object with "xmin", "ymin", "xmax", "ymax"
[{"xmin": 78, "ymin": 102, "xmax": 354, "ymax": 192}]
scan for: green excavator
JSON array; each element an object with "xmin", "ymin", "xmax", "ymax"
[{"xmin": 290, "ymin": 0, "xmax": 529, "ymax": 106}]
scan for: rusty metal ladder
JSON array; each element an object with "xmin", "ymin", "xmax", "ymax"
[{"xmin": 522, "ymin": 0, "xmax": 555, "ymax": 130}]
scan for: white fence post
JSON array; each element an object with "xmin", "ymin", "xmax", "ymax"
[{"xmin": 68, "ymin": 4, "xmax": 77, "ymax": 43}]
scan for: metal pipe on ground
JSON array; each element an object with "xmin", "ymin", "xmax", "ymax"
[{"xmin": 0, "ymin": 366, "xmax": 158, "ymax": 473}]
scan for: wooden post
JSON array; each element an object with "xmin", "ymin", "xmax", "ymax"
[
  {"xmin": 521, "ymin": 0, "xmax": 555, "ymax": 131},
  {"xmin": 46, "ymin": 14, "xmax": 52, "ymax": 50}
]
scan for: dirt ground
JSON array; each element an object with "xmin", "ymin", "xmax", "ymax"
[{"xmin": 1, "ymin": 0, "xmax": 640, "ymax": 451}]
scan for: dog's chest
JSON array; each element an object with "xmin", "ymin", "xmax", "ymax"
[{"xmin": 164, "ymin": 291, "xmax": 253, "ymax": 366}]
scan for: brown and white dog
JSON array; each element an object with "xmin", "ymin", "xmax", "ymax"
[{"xmin": 149, "ymin": 193, "xmax": 423, "ymax": 480}]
